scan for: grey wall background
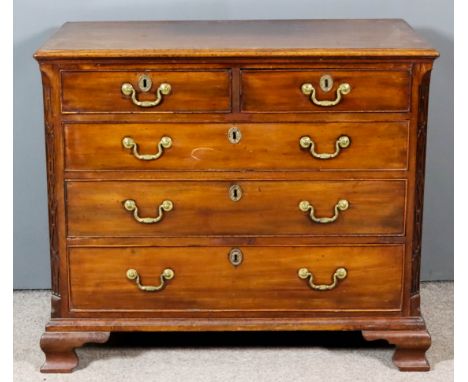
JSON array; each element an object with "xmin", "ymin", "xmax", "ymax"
[{"xmin": 13, "ymin": 0, "xmax": 453, "ymax": 289}]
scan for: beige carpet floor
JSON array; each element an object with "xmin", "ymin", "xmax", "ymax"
[{"xmin": 14, "ymin": 282, "xmax": 453, "ymax": 382}]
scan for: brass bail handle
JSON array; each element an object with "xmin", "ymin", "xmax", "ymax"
[
  {"xmin": 126, "ymin": 268, "xmax": 175, "ymax": 292},
  {"xmin": 122, "ymin": 136, "xmax": 173, "ymax": 161},
  {"xmin": 123, "ymin": 199, "xmax": 174, "ymax": 224},
  {"xmin": 301, "ymin": 82, "xmax": 351, "ymax": 107},
  {"xmin": 298, "ymin": 267, "xmax": 348, "ymax": 291},
  {"xmin": 299, "ymin": 135, "xmax": 351, "ymax": 159},
  {"xmin": 121, "ymin": 82, "xmax": 172, "ymax": 108},
  {"xmin": 299, "ymin": 199, "xmax": 349, "ymax": 224}
]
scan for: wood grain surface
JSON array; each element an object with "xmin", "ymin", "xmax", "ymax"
[
  {"xmin": 241, "ymin": 69, "xmax": 411, "ymax": 112},
  {"xmin": 34, "ymin": 19, "xmax": 438, "ymax": 373},
  {"xmin": 66, "ymin": 180, "xmax": 406, "ymax": 237},
  {"xmin": 68, "ymin": 245, "xmax": 404, "ymax": 312},
  {"xmin": 61, "ymin": 70, "xmax": 231, "ymax": 113},
  {"xmin": 64, "ymin": 122, "xmax": 409, "ymax": 171},
  {"xmin": 34, "ymin": 20, "xmax": 439, "ymax": 59}
]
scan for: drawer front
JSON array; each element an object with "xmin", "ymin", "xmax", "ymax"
[
  {"xmin": 61, "ymin": 70, "xmax": 231, "ymax": 113},
  {"xmin": 241, "ymin": 70, "xmax": 411, "ymax": 112},
  {"xmin": 65, "ymin": 122, "xmax": 409, "ymax": 171},
  {"xmin": 66, "ymin": 180, "xmax": 406, "ymax": 237},
  {"xmin": 69, "ymin": 245, "xmax": 404, "ymax": 312}
]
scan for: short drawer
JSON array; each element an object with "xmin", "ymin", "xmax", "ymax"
[
  {"xmin": 65, "ymin": 122, "xmax": 409, "ymax": 171},
  {"xmin": 69, "ymin": 245, "xmax": 404, "ymax": 312},
  {"xmin": 61, "ymin": 70, "xmax": 231, "ymax": 113},
  {"xmin": 66, "ymin": 180, "xmax": 406, "ymax": 237},
  {"xmin": 241, "ymin": 69, "xmax": 411, "ymax": 112}
]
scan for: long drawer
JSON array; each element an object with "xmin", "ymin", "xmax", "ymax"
[
  {"xmin": 69, "ymin": 246, "xmax": 404, "ymax": 311},
  {"xmin": 69, "ymin": 245, "xmax": 404, "ymax": 312},
  {"xmin": 64, "ymin": 122, "xmax": 409, "ymax": 171},
  {"xmin": 66, "ymin": 180, "xmax": 406, "ymax": 237},
  {"xmin": 241, "ymin": 69, "xmax": 411, "ymax": 112}
]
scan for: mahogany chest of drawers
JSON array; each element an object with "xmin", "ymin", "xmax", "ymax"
[{"xmin": 34, "ymin": 19, "xmax": 438, "ymax": 373}]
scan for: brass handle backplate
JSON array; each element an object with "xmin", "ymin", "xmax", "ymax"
[
  {"xmin": 122, "ymin": 136, "xmax": 172, "ymax": 161},
  {"xmin": 123, "ymin": 199, "xmax": 174, "ymax": 224},
  {"xmin": 299, "ymin": 135, "xmax": 350, "ymax": 159},
  {"xmin": 126, "ymin": 268, "xmax": 174, "ymax": 292},
  {"xmin": 121, "ymin": 82, "xmax": 171, "ymax": 108},
  {"xmin": 299, "ymin": 199, "xmax": 349, "ymax": 224},
  {"xmin": 298, "ymin": 267, "xmax": 347, "ymax": 291},
  {"xmin": 301, "ymin": 82, "xmax": 351, "ymax": 107}
]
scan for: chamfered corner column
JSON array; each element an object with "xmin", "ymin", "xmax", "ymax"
[
  {"xmin": 362, "ymin": 329, "xmax": 431, "ymax": 372},
  {"xmin": 40, "ymin": 331, "xmax": 110, "ymax": 373}
]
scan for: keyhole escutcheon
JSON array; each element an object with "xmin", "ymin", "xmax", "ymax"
[
  {"xmin": 319, "ymin": 74, "xmax": 334, "ymax": 92},
  {"xmin": 229, "ymin": 248, "xmax": 243, "ymax": 267},
  {"xmin": 228, "ymin": 127, "xmax": 242, "ymax": 144},
  {"xmin": 138, "ymin": 74, "xmax": 153, "ymax": 92},
  {"xmin": 229, "ymin": 184, "xmax": 243, "ymax": 202}
]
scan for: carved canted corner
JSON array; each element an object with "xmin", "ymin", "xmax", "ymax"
[
  {"xmin": 40, "ymin": 64, "xmax": 61, "ymax": 314},
  {"xmin": 410, "ymin": 65, "xmax": 433, "ymax": 315}
]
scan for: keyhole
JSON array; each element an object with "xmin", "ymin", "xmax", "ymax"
[
  {"xmin": 319, "ymin": 74, "xmax": 333, "ymax": 92},
  {"xmin": 138, "ymin": 75, "xmax": 152, "ymax": 92},
  {"xmin": 229, "ymin": 184, "xmax": 242, "ymax": 202},
  {"xmin": 228, "ymin": 127, "xmax": 242, "ymax": 144},
  {"xmin": 229, "ymin": 248, "xmax": 243, "ymax": 266}
]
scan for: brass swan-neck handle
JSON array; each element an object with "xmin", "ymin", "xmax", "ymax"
[
  {"xmin": 301, "ymin": 82, "xmax": 351, "ymax": 107},
  {"xmin": 126, "ymin": 268, "xmax": 174, "ymax": 292},
  {"xmin": 121, "ymin": 82, "xmax": 171, "ymax": 108},
  {"xmin": 299, "ymin": 135, "xmax": 350, "ymax": 159},
  {"xmin": 299, "ymin": 199, "xmax": 349, "ymax": 224},
  {"xmin": 122, "ymin": 136, "xmax": 172, "ymax": 161},
  {"xmin": 123, "ymin": 199, "xmax": 174, "ymax": 224},
  {"xmin": 298, "ymin": 267, "xmax": 348, "ymax": 291}
]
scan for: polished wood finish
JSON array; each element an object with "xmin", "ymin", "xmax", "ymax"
[
  {"xmin": 44, "ymin": 315, "xmax": 428, "ymax": 332},
  {"xmin": 66, "ymin": 180, "xmax": 406, "ymax": 237},
  {"xmin": 69, "ymin": 245, "xmax": 404, "ymax": 312},
  {"xmin": 35, "ymin": 20, "xmax": 438, "ymax": 372},
  {"xmin": 61, "ymin": 70, "xmax": 231, "ymax": 113},
  {"xmin": 40, "ymin": 331, "xmax": 110, "ymax": 373},
  {"xmin": 363, "ymin": 329, "xmax": 431, "ymax": 372},
  {"xmin": 241, "ymin": 69, "xmax": 411, "ymax": 112},
  {"xmin": 65, "ymin": 122, "xmax": 409, "ymax": 171},
  {"xmin": 34, "ymin": 19, "xmax": 438, "ymax": 59}
]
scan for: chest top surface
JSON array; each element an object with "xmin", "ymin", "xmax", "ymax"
[{"xmin": 34, "ymin": 19, "xmax": 438, "ymax": 60}]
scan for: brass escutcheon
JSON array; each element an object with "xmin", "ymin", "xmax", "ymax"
[
  {"xmin": 138, "ymin": 74, "xmax": 153, "ymax": 92},
  {"xmin": 229, "ymin": 184, "xmax": 243, "ymax": 202},
  {"xmin": 228, "ymin": 127, "xmax": 242, "ymax": 144},
  {"xmin": 228, "ymin": 248, "xmax": 243, "ymax": 267},
  {"xmin": 319, "ymin": 74, "xmax": 334, "ymax": 92}
]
